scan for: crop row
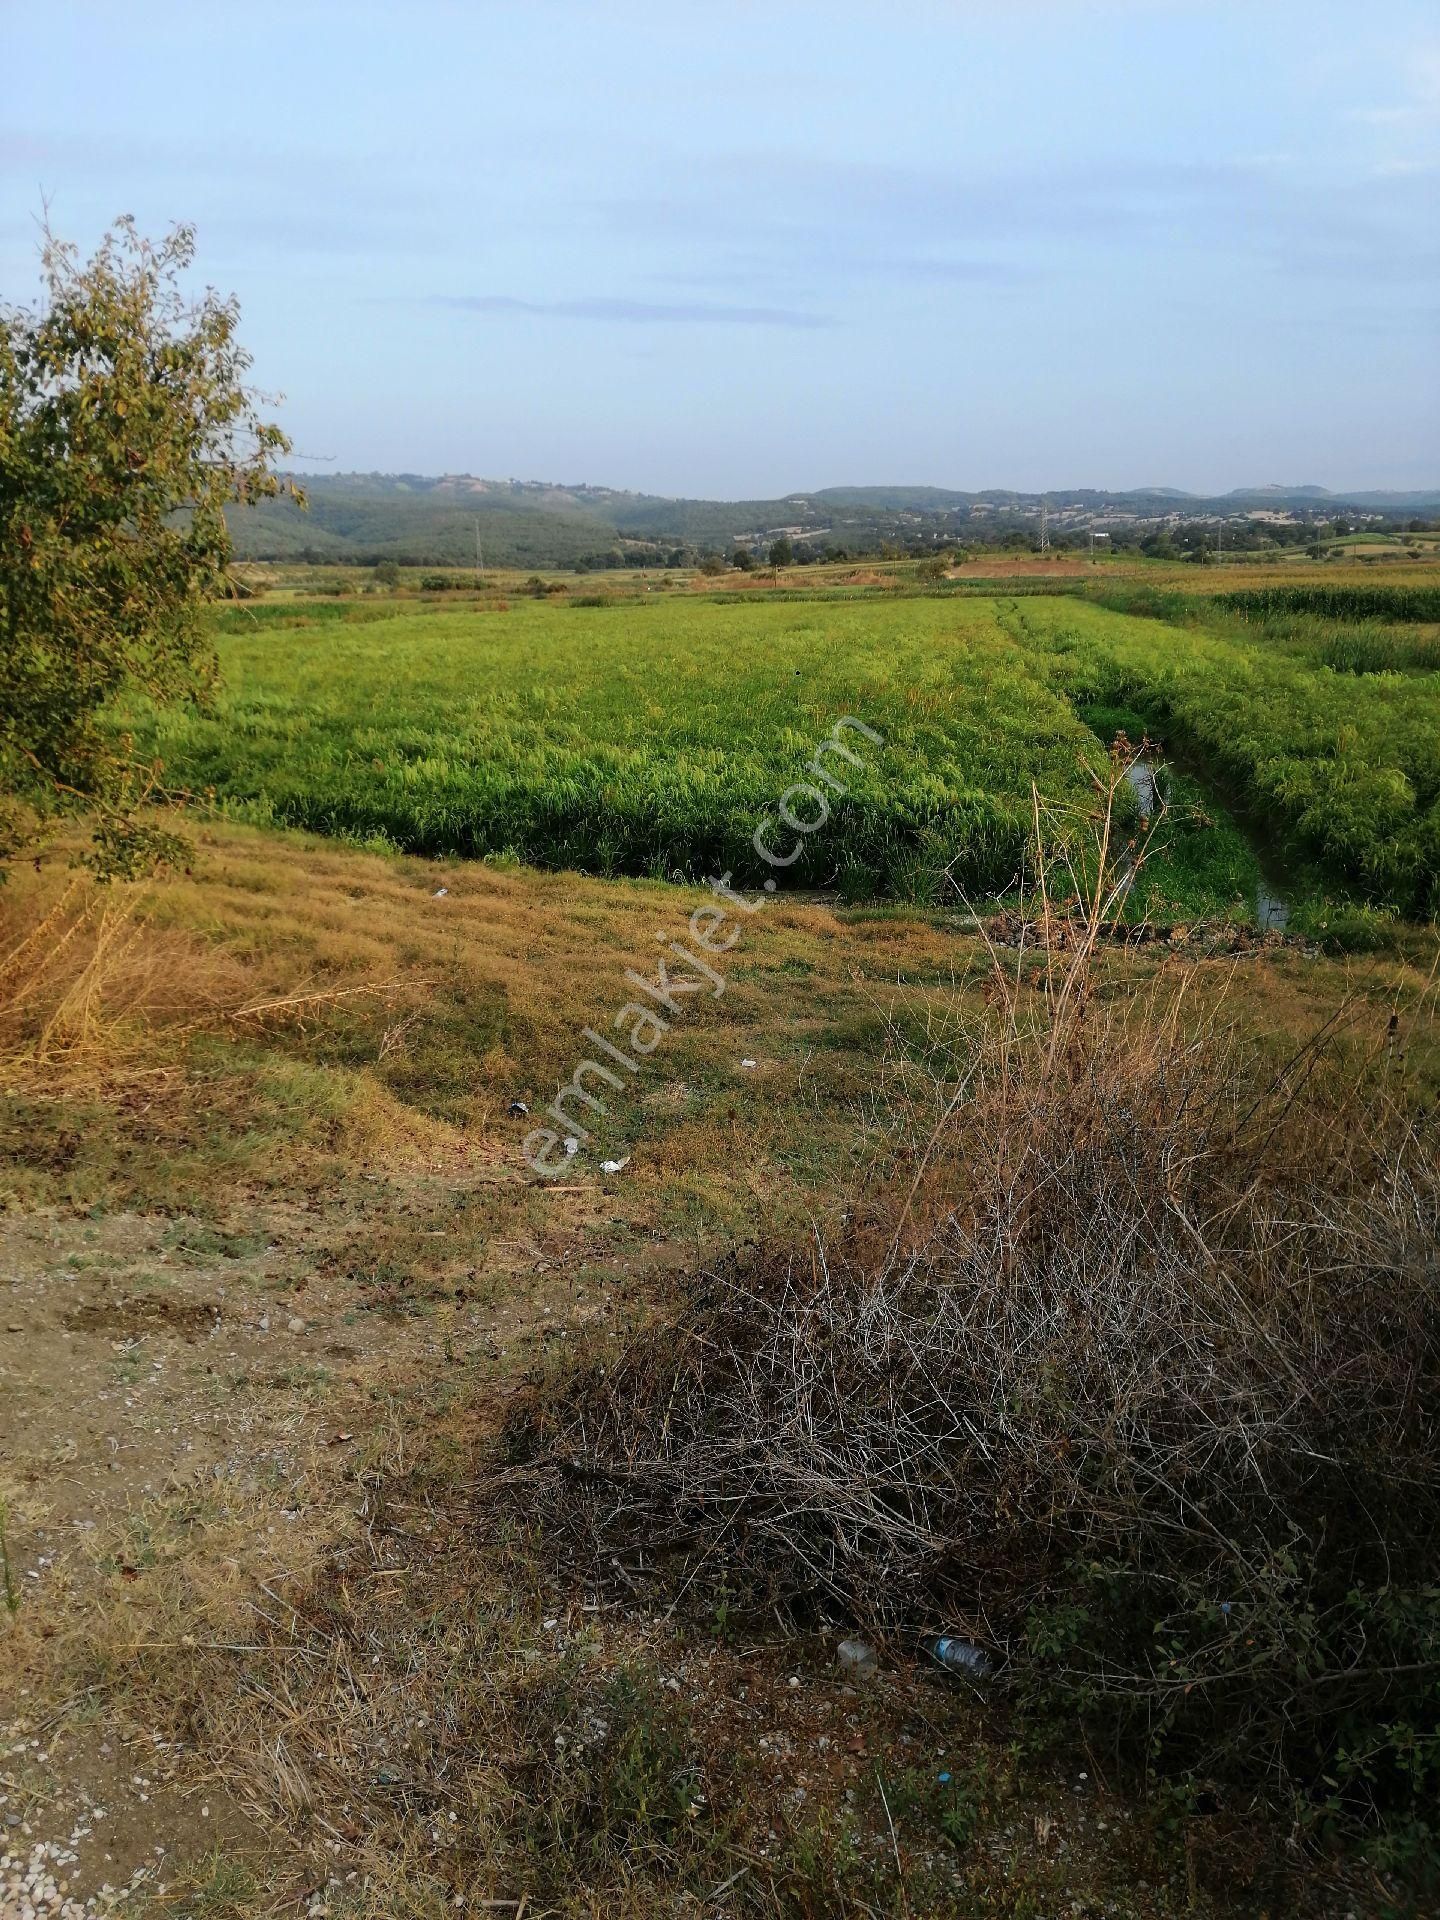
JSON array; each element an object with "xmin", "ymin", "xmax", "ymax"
[
  {"xmin": 1007, "ymin": 598, "xmax": 1440, "ymax": 914},
  {"xmin": 130, "ymin": 599, "xmax": 1109, "ymax": 901},
  {"xmin": 1217, "ymin": 584, "xmax": 1440, "ymax": 623},
  {"xmin": 123, "ymin": 590, "xmax": 1440, "ymax": 917}
]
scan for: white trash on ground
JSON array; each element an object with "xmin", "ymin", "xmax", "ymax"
[{"xmin": 836, "ymin": 1637, "xmax": 878, "ymax": 1678}]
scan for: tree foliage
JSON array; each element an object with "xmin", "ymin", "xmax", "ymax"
[{"xmin": 0, "ymin": 216, "xmax": 291, "ymax": 874}]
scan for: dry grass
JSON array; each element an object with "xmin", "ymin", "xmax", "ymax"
[
  {"xmin": 7, "ymin": 818, "xmax": 1439, "ymax": 1914},
  {"xmin": 0, "ymin": 862, "xmax": 455, "ymax": 1223},
  {"xmin": 503, "ymin": 792, "xmax": 1440, "ymax": 1844},
  {"xmin": 0, "ymin": 878, "xmax": 245, "ymax": 1087},
  {"xmin": 34, "ymin": 1330, "xmax": 1243, "ymax": 1920},
  {"xmin": 0, "ymin": 820, "xmax": 995, "ymax": 1221}
]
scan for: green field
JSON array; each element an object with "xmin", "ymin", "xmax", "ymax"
[
  {"xmin": 1012, "ymin": 594, "xmax": 1440, "ymax": 915},
  {"xmin": 123, "ymin": 585, "xmax": 1440, "ymax": 922}
]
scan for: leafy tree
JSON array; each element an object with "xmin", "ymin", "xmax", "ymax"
[
  {"xmin": 0, "ymin": 217, "xmax": 291, "ymax": 875},
  {"xmin": 768, "ymin": 535, "xmax": 793, "ymax": 567},
  {"xmin": 374, "ymin": 561, "xmax": 402, "ymax": 589}
]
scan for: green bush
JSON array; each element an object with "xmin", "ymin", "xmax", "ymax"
[{"xmin": 514, "ymin": 1665, "xmax": 709, "ymax": 1885}]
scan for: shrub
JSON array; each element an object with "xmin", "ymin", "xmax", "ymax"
[
  {"xmin": 513, "ymin": 1666, "xmax": 705, "ymax": 1880},
  {"xmin": 1, "ymin": 216, "xmax": 288, "ymax": 874},
  {"xmin": 507, "ymin": 918, "xmax": 1440, "ymax": 1835}
]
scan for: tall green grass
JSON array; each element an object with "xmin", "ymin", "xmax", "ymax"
[
  {"xmin": 1010, "ymin": 597, "xmax": 1440, "ymax": 914},
  {"xmin": 125, "ymin": 598, "xmax": 1108, "ymax": 900},
  {"xmin": 1313, "ymin": 624, "xmax": 1440, "ymax": 674},
  {"xmin": 117, "ymin": 590, "xmax": 1440, "ymax": 918},
  {"xmin": 1218, "ymin": 584, "xmax": 1440, "ymax": 622}
]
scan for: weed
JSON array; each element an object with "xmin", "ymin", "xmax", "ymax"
[
  {"xmin": 0, "ymin": 1497, "xmax": 19, "ymax": 1616},
  {"xmin": 504, "ymin": 806, "xmax": 1440, "ymax": 1845}
]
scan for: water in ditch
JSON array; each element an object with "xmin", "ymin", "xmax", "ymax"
[{"xmin": 1126, "ymin": 757, "xmax": 1290, "ymax": 931}]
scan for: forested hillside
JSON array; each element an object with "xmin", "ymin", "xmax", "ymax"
[{"xmin": 229, "ymin": 473, "xmax": 1440, "ymax": 569}]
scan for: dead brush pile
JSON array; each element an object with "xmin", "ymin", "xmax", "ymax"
[{"xmin": 508, "ymin": 948, "xmax": 1440, "ymax": 1827}]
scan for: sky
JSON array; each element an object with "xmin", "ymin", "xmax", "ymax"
[{"xmin": 3, "ymin": 0, "xmax": 1437, "ymax": 496}]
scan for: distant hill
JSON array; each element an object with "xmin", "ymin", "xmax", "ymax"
[
  {"xmin": 810, "ymin": 485, "xmax": 977, "ymax": 510},
  {"xmin": 228, "ymin": 473, "xmax": 1440, "ymax": 568},
  {"xmin": 1229, "ymin": 484, "xmax": 1334, "ymax": 501},
  {"xmin": 1226, "ymin": 485, "xmax": 1440, "ymax": 508},
  {"xmin": 229, "ymin": 474, "xmax": 625, "ymax": 568}
]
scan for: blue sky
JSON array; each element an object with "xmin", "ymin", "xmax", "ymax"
[{"xmin": 3, "ymin": 0, "xmax": 1437, "ymax": 495}]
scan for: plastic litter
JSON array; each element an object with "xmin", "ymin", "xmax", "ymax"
[
  {"xmin": 433, "ymin": 886, "xmax": 449, "ymax": 897},
  {"xmin": 508, "ymin": 1100, "xmax": 529, "ymax": 1116},
  {"xmin": 836, "ymin": 1637, "xmax": 878, "ymax": 1678},
  {"xmin": 600, "ymin": 1155, "xmax": 630, "ymax": 1174},
  {"xmin": 927, "ymin": 1636, "xmax": 994, "ymax": 1680},
  {"xmin": 740, "ymin": 1058, "xmax": 757, "ymax": 1069},
  {"xmin": 563, "ymin": 1137, "xmax": 580, "ymax": 1158}
]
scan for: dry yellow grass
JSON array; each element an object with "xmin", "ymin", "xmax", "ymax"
[
  {"xmin": 4, "ymin": 819, "xmax": 1436, "ymax": 1214},
  {"xmin": 3, "ymin": 821, "xmax": 1437, "ymax": 1915},
  {"xmin": 0, "ymin": 880, "xmax": 247, "ymax": 1086}
]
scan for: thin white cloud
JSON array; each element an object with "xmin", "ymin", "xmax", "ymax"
[
  {"xmin": 1343, "ymin": 39, "xmax": 1440, "ymax": 173},
  {"xmin": 431, "ymin": 293, "xmax": 834, "ymax": 329}
]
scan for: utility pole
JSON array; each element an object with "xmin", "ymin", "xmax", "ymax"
[{"xmin": 1039, "ymin": 501, "xmax": 1050, "ymax": 552}]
